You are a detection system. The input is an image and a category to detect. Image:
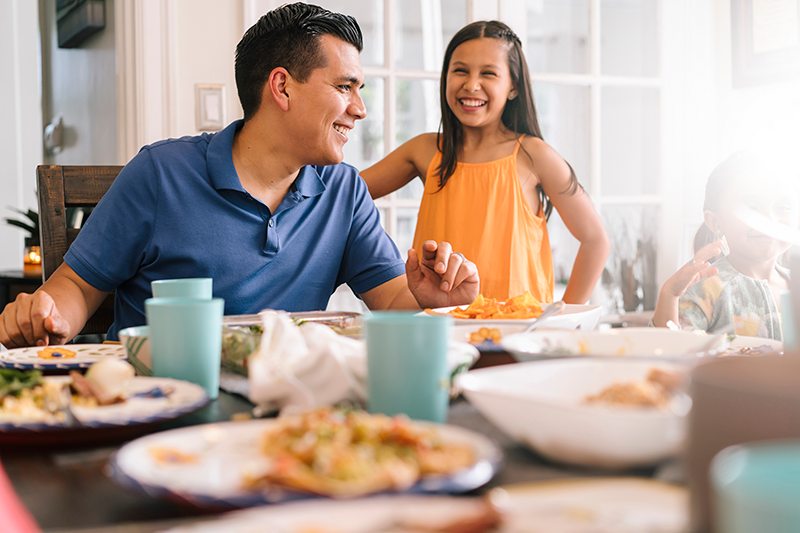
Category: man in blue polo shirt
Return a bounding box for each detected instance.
[0,3,479,348]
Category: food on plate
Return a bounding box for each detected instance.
[0,369,66,423]
[37,346,76,359]
[0,360,143,422]
[469,327,502,344]
[242,406,475,497]
[429,291,544,320]
[584,368,684,409]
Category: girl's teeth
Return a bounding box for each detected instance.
[461,99,485,107]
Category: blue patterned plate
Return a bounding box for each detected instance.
[108,418,503,509]
[0,343,126,370]
[0,376,209,434]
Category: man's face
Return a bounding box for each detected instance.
[287,35,367,166]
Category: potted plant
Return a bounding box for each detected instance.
[4,208,41,278]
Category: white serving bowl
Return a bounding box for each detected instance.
[500,327,782,362]
[118,325,152,376]
[458,358,689,468]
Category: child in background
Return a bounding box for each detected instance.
[361,21,609,304]
[653,152,799,340]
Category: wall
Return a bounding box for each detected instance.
[40,0,119,165]
[0,1,44,271]
[714,0,800,164]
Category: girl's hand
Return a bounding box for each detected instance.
[662,241,724,298]
[405,241,480,308]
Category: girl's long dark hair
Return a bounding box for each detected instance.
[436,21,581,220]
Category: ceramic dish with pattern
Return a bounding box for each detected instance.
[108,418,502,508]
[160,477,687,533]
[0,344,126,371]
[501,327,782,362]
[0,376,209,433]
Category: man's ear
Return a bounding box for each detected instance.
[266,67,291,112]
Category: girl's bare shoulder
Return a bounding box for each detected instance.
[519,135,571,180]
[405,133,440,175]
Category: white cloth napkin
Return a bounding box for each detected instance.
[247,310,478,416]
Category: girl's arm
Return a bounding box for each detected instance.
[652,241,723,327]
[527,139,610,304]
[360,133,438,199]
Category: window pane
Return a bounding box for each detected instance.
[598,204,659,313]
[396,208,419,254]
[395,0,467,71]
[600,0,659,77]
[396,78,440,200]
[526,0,590,74]
[343,77,385,170]
[320,0,384,67]
[532,82,591,193]
[600,86,660,196]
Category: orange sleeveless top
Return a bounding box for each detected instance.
[412,139,554,302]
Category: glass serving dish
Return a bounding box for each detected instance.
[220,312,363,375]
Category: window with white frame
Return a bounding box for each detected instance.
[316,0,661,314]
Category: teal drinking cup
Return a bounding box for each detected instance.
[365,312,453,423]
[151,278,213,299]
[712,440,800,533]
[145,297,224,399]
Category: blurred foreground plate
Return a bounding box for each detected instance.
[0,344,125,371]
[160,478,686,533]
[108,418,502,509]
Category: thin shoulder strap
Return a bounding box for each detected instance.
[512,134,526,157]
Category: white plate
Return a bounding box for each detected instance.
[423,303,602,329]
[0,343,126,370]
[0,376,209,432]
[161,478,687,533]
[108,418,502,508]
[501,327,783,362]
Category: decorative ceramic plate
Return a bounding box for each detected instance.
[0,377,209,433]
[108,419,503,508]
[160,477,687,533]
[423,303,602,329]
[0,344,126,370]
[501,327,783,362]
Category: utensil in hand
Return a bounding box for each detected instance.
[523,301,565,334]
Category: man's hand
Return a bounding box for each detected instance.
[0,291,71,348]
[405,240,479,309]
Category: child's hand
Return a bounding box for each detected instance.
[662,241,724,298]
[405,240,480,308]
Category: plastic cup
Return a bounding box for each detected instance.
[365,312,453,423]
[145,297,224,399]
[151,278,213,299]
[712,440,800,533]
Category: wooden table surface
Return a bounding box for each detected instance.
[2,359,673,533]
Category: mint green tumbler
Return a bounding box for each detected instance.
[145,297,224,399]
[365,312,453,423]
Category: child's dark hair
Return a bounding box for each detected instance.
[693,151,800,254]
[436,20,581,220]
[235,2,363,121]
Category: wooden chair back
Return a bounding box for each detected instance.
[36,165,124,336]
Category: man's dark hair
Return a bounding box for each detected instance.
[235,2,363,121]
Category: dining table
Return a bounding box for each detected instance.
[1,339,679,533]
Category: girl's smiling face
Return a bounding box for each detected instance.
[445,38,516,130]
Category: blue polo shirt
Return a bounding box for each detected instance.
[64,120,405,340]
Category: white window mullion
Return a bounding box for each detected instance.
[385,0,398,237]
[590,0,602,201]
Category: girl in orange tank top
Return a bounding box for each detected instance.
[361,21,609,304]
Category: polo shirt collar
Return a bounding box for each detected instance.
[207,119,326,199]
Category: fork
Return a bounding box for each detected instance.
[523,300,566,334]
[44,385,82,428]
